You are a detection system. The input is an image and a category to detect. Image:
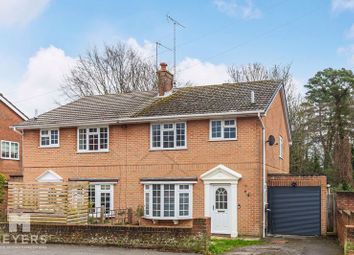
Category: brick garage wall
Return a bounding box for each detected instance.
[0,218,210,253]
[268,175,327,235]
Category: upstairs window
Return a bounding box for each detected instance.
[150,123,186,150]
[210,119,237,140]
[77,127,109,152]
[279,136,283,159]
[40,129,59,147]
[144,183,192,219]
[1,141,19,160]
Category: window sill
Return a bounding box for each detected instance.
[149,147,187,152]
[143,216,192,221]
[77,150,109,154]
[209,138,237,142]
[39,145,59,149]
[0,157,19,161]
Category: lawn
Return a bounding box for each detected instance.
[208,238,265,254]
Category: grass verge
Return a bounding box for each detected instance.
[208,238,265,254]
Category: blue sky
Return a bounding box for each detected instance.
[0,0,353,116]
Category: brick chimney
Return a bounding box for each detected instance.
[157,63,173,96]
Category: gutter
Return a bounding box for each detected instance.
[12,110,265,130]
[257,112,267,238]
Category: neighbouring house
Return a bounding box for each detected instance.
[13,63,292,237]
[0,93,28,180]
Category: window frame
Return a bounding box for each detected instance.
[209,119,237,141]
[143,182,194,220]
[88,183,114,217]
[279,135,283,159]
[76,126,109,153]
[0,140,19,160]
[150,122,187,151]
[39,129,60,148]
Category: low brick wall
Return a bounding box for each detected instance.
[336,192,354,255]
[268,174,327,235]
[0,218,210,253]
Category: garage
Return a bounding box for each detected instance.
[267,176,326,236]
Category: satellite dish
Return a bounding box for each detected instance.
[267,135,275,146]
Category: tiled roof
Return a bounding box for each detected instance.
[134,80,280,117]
[14,80,281,129]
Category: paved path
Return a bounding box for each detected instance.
[228,236,342,255]
[0,244,193,255]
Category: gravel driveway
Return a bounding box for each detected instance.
[228,236,342,255]
[0,244,193,255]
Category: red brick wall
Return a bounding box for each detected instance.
[337,193,354,211]
[268,175,327,235]
[21,92,290,237]
[336,192,354,253]
[264,90,290,174]
[0,101,24,178]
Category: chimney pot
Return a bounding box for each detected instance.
[160,62,168,71]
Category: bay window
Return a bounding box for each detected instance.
[150,122,186,150]
[77,127,108,152]
[144,183,193,219]
[40,129,59,147]
[0,140,19,160]
[210,119,237,140]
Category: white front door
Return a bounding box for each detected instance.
[211,184,231,234]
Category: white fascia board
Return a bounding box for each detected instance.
[13,110,265,130]
[0,94,28,120]
[117,110,265,124]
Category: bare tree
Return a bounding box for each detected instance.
[61,42,157,100]
[227,63,294,96]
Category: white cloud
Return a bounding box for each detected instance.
[332,0,354,12]
[214,0,262,19]
[0,0,50,27]
[126,38,155,61]
[346,24,354,39]
[337,45,354,65]
[15,46,76,116]
[177,58,229,85]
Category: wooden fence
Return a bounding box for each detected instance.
[7,182,88,224]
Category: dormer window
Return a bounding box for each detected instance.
[40,129,59,147]
[210,119,237,141]
[150,122,187,150]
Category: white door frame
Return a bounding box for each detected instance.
[200,164,242,238]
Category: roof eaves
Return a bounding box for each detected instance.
[0,94,28,120]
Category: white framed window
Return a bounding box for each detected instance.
[210,119,237,141]
[0,140,19,160]
[150,122,187,150]
[40,129,59,147]
[88,183,114,217]
[279,136,283,159]
[77,127,109,152]
[144,183,193,220]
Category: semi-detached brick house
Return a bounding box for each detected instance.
[13,63,291,237]
[0,94,28,179]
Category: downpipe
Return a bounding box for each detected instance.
[258,112,267,238]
